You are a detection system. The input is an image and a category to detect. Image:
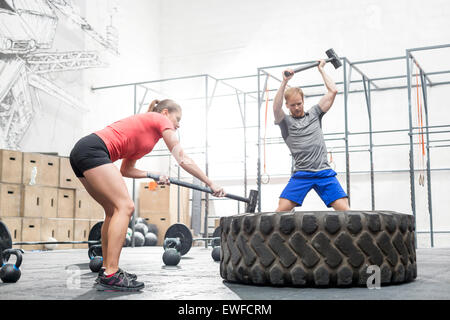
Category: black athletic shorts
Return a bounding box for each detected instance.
[69,133,112,178]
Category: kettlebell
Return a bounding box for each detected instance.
[163,237,181,252]
[88,244,103,260]
[89,256,103,273]
[162,248,181,266]
[0,249,23,283]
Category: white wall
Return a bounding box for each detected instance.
[160,0,450,77]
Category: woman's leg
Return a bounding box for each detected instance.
[78,177,115,268]
[81,163,134,275]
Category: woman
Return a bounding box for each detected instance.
[70,99,225,291]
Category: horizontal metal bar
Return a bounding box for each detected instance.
[332,149,370,154]
[429,144,450,149]
[207,167,450,182]
[91,74,208,91]
[332,140,450,149]
[193,237,219,241]
[407,43,450,53]
[349,128,409,135]
[189,198,234,202]
[416,231,450,234]
[218,74,258,81]
[304,80,450,98]
[412,125,450,130]
[410,130,450,136]
[351,56,405,65]
[14,240,101,245]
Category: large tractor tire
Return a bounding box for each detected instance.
[220,211,416,287]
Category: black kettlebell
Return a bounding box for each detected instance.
[211,246,221,262]
[89,256,103,273]
[163,248,181,266]
[0,249,23,283]
[163,238,181,252]
[88,244,103,260]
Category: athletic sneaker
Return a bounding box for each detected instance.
[96,269,144,292]
[95,268,137,283]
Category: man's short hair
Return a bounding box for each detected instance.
[284,87,304,102]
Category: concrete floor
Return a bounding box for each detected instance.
[0,247,449,300]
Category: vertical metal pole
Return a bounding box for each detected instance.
[368,82,375,210]
[204,76,209,247]
[256,72,269,213]
[257,69,262,212]
[244,93,248,203]
[363,77,375,210]
[131,84,137,248]
[421,70,434,247]
[177,140,181,223]
[406,51,418,248]
[343,60,351,205]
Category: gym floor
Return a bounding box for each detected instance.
[0,247,449,300]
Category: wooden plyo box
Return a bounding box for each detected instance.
[0,183,21,217]
[0,150,22,184]
[22,218,42,251]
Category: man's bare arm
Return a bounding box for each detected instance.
[273,69,293,123]
[318,60,338,113]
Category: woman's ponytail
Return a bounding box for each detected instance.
[148,99,160,112]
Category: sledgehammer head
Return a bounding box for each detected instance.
[245,190,259,213]
[326,48,342,69]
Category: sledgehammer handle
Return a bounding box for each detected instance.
[284,58,335,77]
[146,173,249,203]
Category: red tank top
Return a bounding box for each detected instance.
[95,112,175,162]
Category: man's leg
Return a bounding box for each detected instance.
[276,198,298,212]
[314,175,349,211]
[329,197,350,211]
[276,176,312,212]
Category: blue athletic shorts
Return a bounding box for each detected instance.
[280,169,348,207]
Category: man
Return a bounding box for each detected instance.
[273,60,349,212]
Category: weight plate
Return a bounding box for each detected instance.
[164,223,192,256]
[212,226,221,247]
[0,221,12,254]
[88,221,103,248]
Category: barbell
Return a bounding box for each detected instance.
[163,223,220,256]
[0,221,101,258]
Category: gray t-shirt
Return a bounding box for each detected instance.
[276,104,330,172]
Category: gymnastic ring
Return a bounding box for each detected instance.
[261,173,270,184]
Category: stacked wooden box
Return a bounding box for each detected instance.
[139,182,191,246]
[0,149,104,250]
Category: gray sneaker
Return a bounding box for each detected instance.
[95,268,137,284]
[96,269,144,292]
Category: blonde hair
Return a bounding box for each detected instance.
[147,99,181,113]
[284,87,304,102]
